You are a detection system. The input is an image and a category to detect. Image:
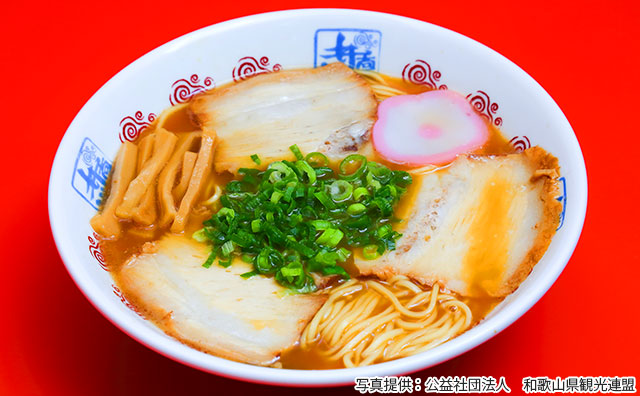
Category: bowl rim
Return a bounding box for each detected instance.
[48,8,588,387]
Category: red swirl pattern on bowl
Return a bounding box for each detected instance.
[402,60,447,90]
[112,285,142,316]
[119,111,156,142]
[509,135,532,152]
[88,232,108,271]
[232,56,282,82]
[169,74,214,105]
[466,90,503,126]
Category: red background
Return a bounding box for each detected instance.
[1,1,638,395]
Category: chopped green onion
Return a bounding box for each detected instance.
[347,203,366,215]
[312,250,340,266]
[366,172,382,191]
[377,224,392,238]
[255,247,284,274]
[314,167,334,179]
[286,240,315,258]
[218,257,233,267]
[280,265,303,277]
[316,228,344,247]
[353,187,370,201]
[250,154,261,166]
[192,228,208,242]
[217,207,235,220]
[270,190,283,203]
[339,154,367,181]
[202,251,216,268]
[195,144,411,293]
[373,197,393,217]
[387,185,398,198]
[268,162,296,183]
[367,162,392,183]
[230,231,254,247]
[328,180,353,202]
[311,220,332,230]
[221,241,235,257]
[314,191,336,209]
[363,244,381,260]
[264,223,287,245]
[305,152,329,167]
[283,185,295,202]
[321,265,349,278]
[289,144,304,161]
[240,270,257,279]
[276,265,317,293]
[392,170,413,187]
[295,160,317,185]
[336,247,351,261]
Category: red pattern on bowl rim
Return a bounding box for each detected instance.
[466,90,503,127]
[402,59,447,90]
[88,232,108,272]
[232,56,282,82]
[509,135,532,152]
[112,285,142,316]
[169,74,214,106]
[119,111,156,143]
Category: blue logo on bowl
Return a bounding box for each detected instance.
[557,176,567,230]
[71,138,112,210]
[314,29,382,71]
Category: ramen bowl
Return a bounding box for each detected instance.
[48,9,587,386]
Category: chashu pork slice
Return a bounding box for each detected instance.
[189,62,377,173]
[355,147,562,298]
[118,235,327,366]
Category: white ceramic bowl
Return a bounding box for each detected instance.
[49,9,587,386]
